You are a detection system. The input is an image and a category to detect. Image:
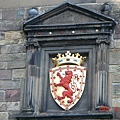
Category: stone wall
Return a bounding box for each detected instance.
[0,30,26,120]
[0,1,120,120]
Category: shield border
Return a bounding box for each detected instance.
[49,65,86,110]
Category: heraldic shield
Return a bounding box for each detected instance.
[49,51,87,110]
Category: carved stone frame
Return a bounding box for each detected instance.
[16,2,117,120]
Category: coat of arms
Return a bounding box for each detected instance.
[49,51,86,110]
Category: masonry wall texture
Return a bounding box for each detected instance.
[0,0,120,120]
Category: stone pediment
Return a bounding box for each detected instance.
[24,2,117,26]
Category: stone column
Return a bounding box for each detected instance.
[96,38,110,107]
[22,41,40,114]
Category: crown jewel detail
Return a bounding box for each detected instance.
[52,51,86,67]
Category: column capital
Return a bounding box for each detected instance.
[96,39,110,45]
[26,41,40,49]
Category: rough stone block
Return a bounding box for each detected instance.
[0,70,11,80]
[109,65,120,73]
[113,39,120,48]
[0,90,5,102]
[0,112,8,120]
[2,9,16,20]
[0,80,21,89]
[1,44,25,54]
[109,72,120,83]
[5,89,20,102]
[0,62,7,69]
[112,98,120,107]
[2,20,21,31]
[0,32,5,40]
[7,60,26,69]
[0,103,7,112]
[113,83,120,96]
[5,31,23,44]
[109,49,120,64]
[0,102,20,111]
[16,8,25,19]
[0,53,26,62]
[0,40,5,45]
[12,69,25,80]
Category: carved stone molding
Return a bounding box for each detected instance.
[16,2,117,120]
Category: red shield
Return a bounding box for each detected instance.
[49,65,86,110]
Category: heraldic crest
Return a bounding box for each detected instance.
[49,51,86,110]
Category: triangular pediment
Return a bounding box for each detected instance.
[24,2,117,26]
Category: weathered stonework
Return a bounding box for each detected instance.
[109,65,120,72]
[109,49,120,64]
[0,70,11,80]
[1,44,26,54]
[12,69,26,80]
[2,9,16,20]
[0,90,5,102]
[0,112,8,120]
[0,102,20,111]
[7,60,26,69]
[5,31,23,44]
[5,89,20,102]
[109,72,120,83]
[0,80,21,89]
[0,53,26,62]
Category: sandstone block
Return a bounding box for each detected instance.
[0,90,5,102]
[113,39,120,48]
[5,31,22,40]
[0,40,5,45]
[12,69,26,80]
[0,102,20,111]
[1,44,26,54]
[109,65,120,72]
[109,49,120,64]
[0,112,8,120]
[0,62,7,69]
[7,60,26,69]
[0,80,21,89]
[5,89,20,102]
[0,104,7,112]
[109,72,120,83]
[2,9,16,20]
[16,8,25,19]
[0,53,26,62]
[2,20,21,31]
[113,83,120,96]
[112,98,120,107]
[0,70,11,80]
[0,32,5,40]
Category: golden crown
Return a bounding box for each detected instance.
[52,51,86,67]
